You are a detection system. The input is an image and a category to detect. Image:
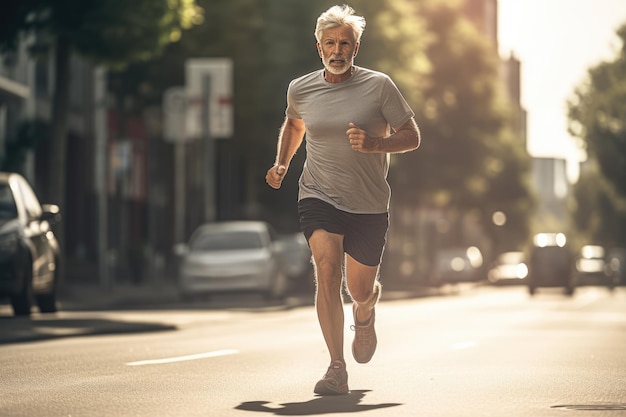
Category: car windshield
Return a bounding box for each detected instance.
[0,184,18,221]
[191,230,264,251]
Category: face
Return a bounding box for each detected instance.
[317,25,359,76]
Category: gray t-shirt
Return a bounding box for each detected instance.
[286,66,415,214]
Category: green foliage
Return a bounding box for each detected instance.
[568,23,626,200]
[480,130,535,251]
[0,120,51,174]
[387,0,531,214]
[570,160,626,248]
[0,0,204,65]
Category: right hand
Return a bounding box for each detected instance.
[266,165,287,189]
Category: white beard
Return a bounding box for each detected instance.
[322,55,354,75]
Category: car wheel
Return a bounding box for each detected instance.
[266,271,288,300]
[11,264,33,316]
[36,257,59,313]
[607,279,616,292]
[36,292,58,313]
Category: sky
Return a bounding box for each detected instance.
[497,0,626,181]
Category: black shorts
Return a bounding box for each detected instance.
[298,198,389,267]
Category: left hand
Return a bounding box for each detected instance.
[346,123,377,153]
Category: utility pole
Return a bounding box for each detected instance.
[94,66,109,289]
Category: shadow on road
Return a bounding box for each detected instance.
[235,390,402,415]
[0,316,176,345]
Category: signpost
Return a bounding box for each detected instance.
[185,58,233,222]
[185,58,233,139]
[163,87,188,243]
[162,58,233,243]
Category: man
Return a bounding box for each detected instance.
[266,4,420,395]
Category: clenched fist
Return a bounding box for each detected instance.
[346,122,379,153]
[266,164,287,189]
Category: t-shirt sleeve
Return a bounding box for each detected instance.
[285,79,302,120]
[381,76,415,129]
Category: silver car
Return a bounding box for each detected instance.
[429,246,484,286]
[487,251,528,285]
[177,221,288,300]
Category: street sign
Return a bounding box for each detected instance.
[185,58,233,139]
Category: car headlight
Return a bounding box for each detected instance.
[0,233,19,253]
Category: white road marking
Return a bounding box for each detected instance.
[450,340,477,350]
[126,349,239,366]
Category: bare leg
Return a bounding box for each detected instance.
[345,255,381,364]
[345,254,380,322]
[308,229,346,363]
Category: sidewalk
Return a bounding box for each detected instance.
[59,281,181,311]
[58,279,437,311]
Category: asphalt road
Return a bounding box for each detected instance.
[1,285,625,417]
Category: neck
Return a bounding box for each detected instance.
[324,66,355,83]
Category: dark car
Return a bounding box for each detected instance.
[527,233,575,296]
[0,172,61,315]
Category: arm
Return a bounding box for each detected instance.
[346,117,421,154]
[265,117,306,189]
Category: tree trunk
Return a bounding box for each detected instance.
[48,34,71,262]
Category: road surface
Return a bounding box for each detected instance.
[1,285,625,416]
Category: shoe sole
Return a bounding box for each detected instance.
[314,381,349,395]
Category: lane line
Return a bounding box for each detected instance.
[126,349,239,366]
[450,340,477,350]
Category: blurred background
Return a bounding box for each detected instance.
[1,0,625,295]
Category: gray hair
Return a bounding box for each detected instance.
[314,5,366,43]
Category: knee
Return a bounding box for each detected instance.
[314,261,343,293]
[348,280,380,304]
[348,284,371,303]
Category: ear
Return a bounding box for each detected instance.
[317,42,323,58]
[353,42,360,57]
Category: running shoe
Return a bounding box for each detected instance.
[351,302,377,363]
[314,360,349,395]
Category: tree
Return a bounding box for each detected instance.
[568,23,626,201]
[401,1,504,206]
[570,160,626,248]
[0,0,203,251]
[381,0,532,248]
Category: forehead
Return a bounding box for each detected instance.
[320,25,356,42]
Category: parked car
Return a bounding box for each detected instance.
[527,233,575,296]
[177,221,289,300]
[275,232,314,293]
[275,232,313,280]
[487,251,528,285]
[0,172,61,315]
[575,245,618,290]
[429,246,483,286]
[606,247,626,286]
